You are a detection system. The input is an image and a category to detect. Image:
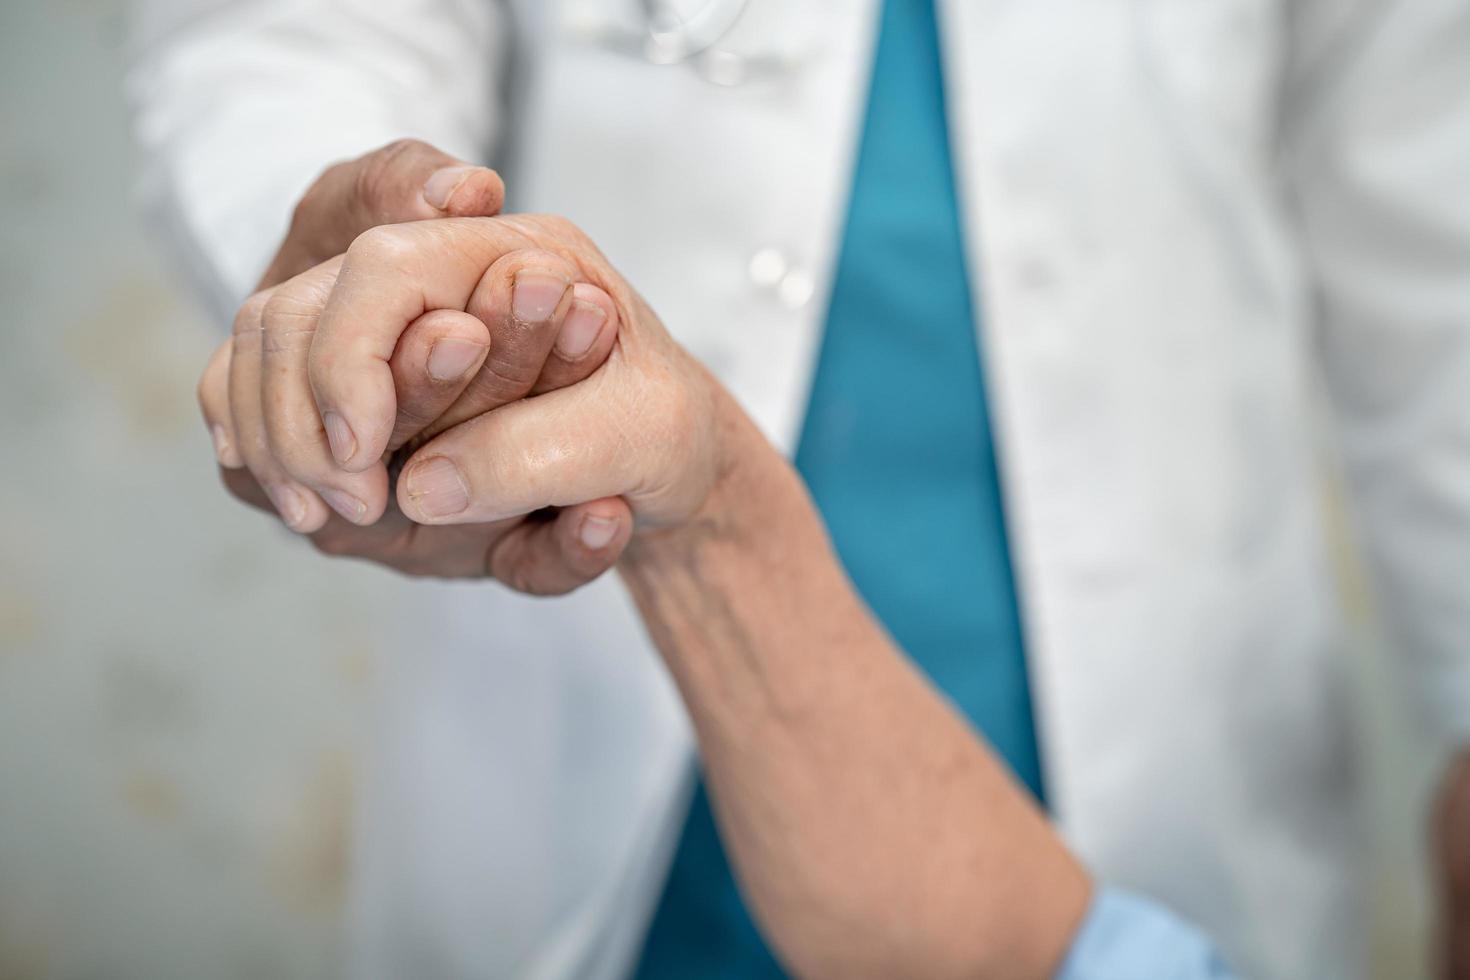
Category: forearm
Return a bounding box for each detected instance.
[243,208,1094,973]
[620,397,1090,979]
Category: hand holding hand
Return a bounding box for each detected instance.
[202,206,1092,980]
[201,205,749,594]
[199,215,635,590]
[255,214,741,589]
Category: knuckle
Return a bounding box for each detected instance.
[523,214,609,273]
[389,401,437,440]
[260,292,320,356]
[352,157,388,215]
[261,412,324,475]
[235,416,273,467]
[511,249,577,291]
[349,223,418,269]
[374,137,427,162]
[467,356,539,404]
[255,393,323,475]
[530,213,584,244]
[500,560,538,595]
[231,291,271,339]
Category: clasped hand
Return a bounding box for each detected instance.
[198,142,738,594]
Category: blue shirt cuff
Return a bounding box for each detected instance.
[1056,887,1236,980]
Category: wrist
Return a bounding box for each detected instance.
[615,382,867,739]
[620,383,800,575]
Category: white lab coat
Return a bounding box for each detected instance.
[128,1,1470,977]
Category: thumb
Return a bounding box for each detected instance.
[259,138,506,288]
[394,379,632,526]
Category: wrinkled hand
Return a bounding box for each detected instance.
[206,214,737,593]
[1437,751,1470,979]
[199,228,628,591]
[256,138,506,290]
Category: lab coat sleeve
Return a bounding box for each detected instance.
[126,0,508,324]
[1282,0,1470,743]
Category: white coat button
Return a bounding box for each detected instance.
[777,268,816,310]
[748,247,789,288]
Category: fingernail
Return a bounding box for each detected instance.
[427,338,487,382]
[556,301,607,361]
[323,411,357,466]
[422,166,477,210]
[579,515,619,551]
[320,488,368,524]
[512,273,568,324]
[266,484,308,530]
[405,456,469,519]
[210,423,234,465]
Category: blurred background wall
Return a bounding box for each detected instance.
[0,2,403,976]
[0,1,1447,978]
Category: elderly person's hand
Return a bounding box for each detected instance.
[197,218,628,590]
[201,213,742,593]
[260,214,1097,978]
[200,210,1122,980]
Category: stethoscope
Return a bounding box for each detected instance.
[577,0,790,86]
[639,0,751,65]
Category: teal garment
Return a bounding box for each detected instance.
[633,0,1043,975]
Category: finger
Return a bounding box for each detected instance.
[222,462,445,578]
[485,498,634,595]
[222,461,430,576]
[259,258,391,525]
[259,139,505,288]
[385,309,492,453]
[198,339,243,468]
[531,282,620,395]
[311,509,521,580]
[414,274,621,447]
[396,379,631,526]
[307,220,548,471]
[230,290,333,534]
[426,248,581,436]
